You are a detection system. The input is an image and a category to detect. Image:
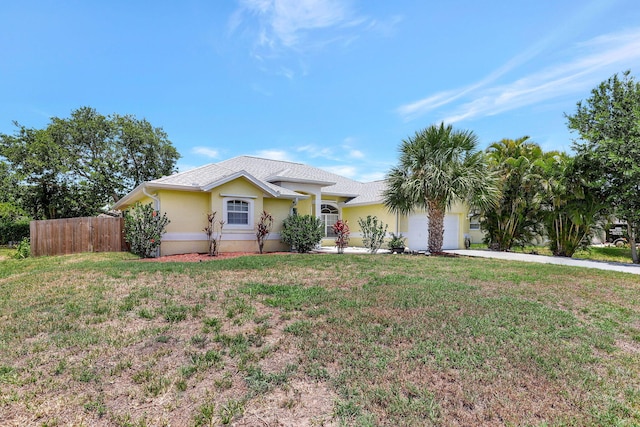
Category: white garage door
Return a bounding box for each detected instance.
[407,214,460,251]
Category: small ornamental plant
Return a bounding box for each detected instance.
[13,237,30,259]
[204,212,225,256]
[387,232,406,253]
[255,210,274,254]
[124,202,170,258]
[332,219,350,254]
[358,215,388,254]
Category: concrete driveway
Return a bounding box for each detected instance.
[445,249,640,275]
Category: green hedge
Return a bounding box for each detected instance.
[0,219,31,245]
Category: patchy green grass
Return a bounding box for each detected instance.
[472,243,636,264]
[0,246,14,260]
[574,245,638,263]
[0,252,639,426]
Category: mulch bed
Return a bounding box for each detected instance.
[140,250,459,262]
[140,252,294,262]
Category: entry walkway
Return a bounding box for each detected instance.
[445,249,640,275]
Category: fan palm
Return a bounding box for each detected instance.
[383,123,498,253]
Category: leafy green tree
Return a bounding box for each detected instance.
[0,107,180,219]
[281,214,323,253]
[540,153,604,257]
[567,70,640,263]
[0,161,20,204]
[383,123,498,253]
[480,137,545,251]
[0,125,74,219]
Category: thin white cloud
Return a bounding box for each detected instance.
[397,28,558,122]
[192,146,220,159]
[366,15,403,37]
[254,149,296,162]
[340,138,365,159]
[349,149,364,159]
[442,28,640,124]
[399,27,640,125]
[359,171,386,182]
[271,0,351,47]
[232,0,373,55]
[321,165,357,178]
[296,144,335,159]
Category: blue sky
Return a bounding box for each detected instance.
[2,0,640,182]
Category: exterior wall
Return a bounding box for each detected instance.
[450,201,471,249]
[468,228,485,244]
[210,178,265,254]
[322,202,471,250]
[403,201,470,250]
[340,204,398,248]
[295,197,313,216]
[138,196,154,207]
[334,201,471,250]
[139,179,292,255]
[157,190,210,256]
[119,175,474,255]
[262,198,293,252]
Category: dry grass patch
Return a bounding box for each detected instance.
[0,252,639,426]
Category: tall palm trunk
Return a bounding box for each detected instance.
[427,200,445,253]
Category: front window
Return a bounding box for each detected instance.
[321,204,339,237]
[226,200,249,225]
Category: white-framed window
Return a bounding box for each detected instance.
[321,204,339,237]
[223,198,253,229]
[469,219,481,230]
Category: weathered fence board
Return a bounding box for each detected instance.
[30,217,125,257]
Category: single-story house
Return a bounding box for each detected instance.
[113,156,472,255]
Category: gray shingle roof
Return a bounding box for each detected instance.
[151,163,235,187]
[148,161,301,197]
[344,180,387,206]
[217,156,364,197]
[115,156,385,209]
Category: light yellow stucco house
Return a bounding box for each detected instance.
[113,156,472,255]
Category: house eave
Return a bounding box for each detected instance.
[266,175,336,187]
[323,191,361,198]
[201,170,280,197]
[344,200,384,207]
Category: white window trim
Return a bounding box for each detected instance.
[223,197,254,230]
[320,202,340,238]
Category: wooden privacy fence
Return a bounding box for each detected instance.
[30,217,126,257]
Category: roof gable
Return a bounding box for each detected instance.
[113,155,384,210]
[218,156,364,197]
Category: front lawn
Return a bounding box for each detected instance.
[0,246,14,260]
[0,252,638,426]
[471,243,636,264]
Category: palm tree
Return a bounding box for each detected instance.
[383,123,498,254]
[481,137,545,251]
[540,153,604,257]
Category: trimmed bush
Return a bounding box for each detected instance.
[124,202,170,258]
[0,219,31,245]
[281,214,323,253]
